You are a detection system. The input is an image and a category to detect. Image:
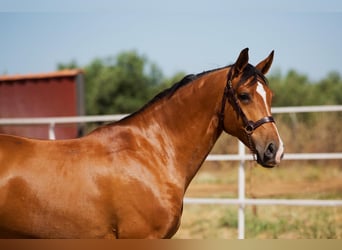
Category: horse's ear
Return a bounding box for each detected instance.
[256,50,274,75]
[232,48,249,77]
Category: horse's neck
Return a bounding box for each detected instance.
[132,70,227,189]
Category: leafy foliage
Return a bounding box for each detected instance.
[84,51,163,115]
[269,69,342,107]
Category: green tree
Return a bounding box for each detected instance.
[270,69,313,107]
[83,51,165,115]
[269,69,342,107]
[57,60,78,70]
[315,71,342,105]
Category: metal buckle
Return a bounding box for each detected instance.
[244,123,254,135]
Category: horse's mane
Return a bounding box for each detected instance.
[145,63,268,107]
[144,65,230,107]
[119,63,268,122]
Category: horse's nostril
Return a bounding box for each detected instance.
[265,143,276,159]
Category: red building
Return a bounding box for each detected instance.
[0,69,85,139]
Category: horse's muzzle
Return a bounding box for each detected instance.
[256,142,284,168]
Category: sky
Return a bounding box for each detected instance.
[1,0,342,81]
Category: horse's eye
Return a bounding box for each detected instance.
[238,93,250,103]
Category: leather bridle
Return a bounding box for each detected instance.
[219,68,275,154]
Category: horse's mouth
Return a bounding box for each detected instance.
[256,154,277,168]
[260,162,276,168]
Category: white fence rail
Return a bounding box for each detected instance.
[189,141,342,239]
[0,105,342,239]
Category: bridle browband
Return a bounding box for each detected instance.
[219,67,275,154]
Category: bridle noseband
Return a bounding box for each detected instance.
[219,68,275,154]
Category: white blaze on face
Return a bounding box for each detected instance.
[256,82,271,116]
[256,82,284,164]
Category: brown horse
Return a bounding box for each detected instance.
[0,48,283,238]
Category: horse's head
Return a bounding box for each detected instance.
[221,48,284,168]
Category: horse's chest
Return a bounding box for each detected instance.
[116,203,182,239]
[112,185,183,238]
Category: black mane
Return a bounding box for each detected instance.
[122,63,268,121]
[146,63,268,107]
[145,65,230,107]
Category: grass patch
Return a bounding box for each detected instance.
[174,204,342,239]
[176,163,342,239]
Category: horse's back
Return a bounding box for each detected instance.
[0,133,33,160]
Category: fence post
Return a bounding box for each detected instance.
[49,122,56,140]
[237,141,246,239]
